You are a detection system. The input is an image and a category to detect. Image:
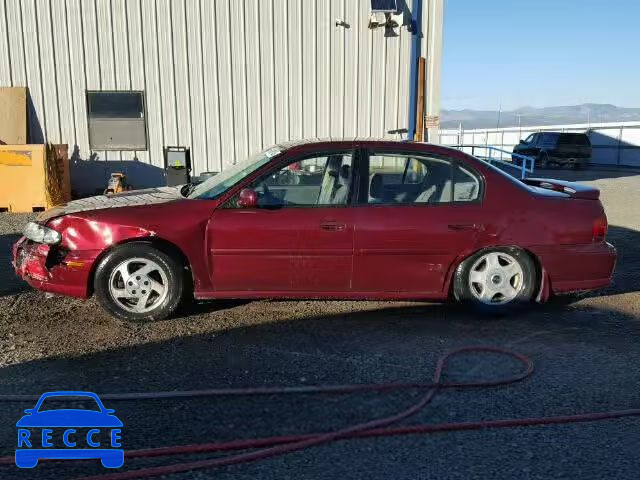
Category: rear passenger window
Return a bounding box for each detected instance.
[558,133,590,146]
[453,165,481,202]
[368,154,407,185]
[577,135,591,146]
[366,152,482,206]
[539,133,560,147]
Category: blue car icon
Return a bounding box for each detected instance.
[15,391,123,468]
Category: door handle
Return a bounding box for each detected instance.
[320,222,347,232]
[448,223,482,231]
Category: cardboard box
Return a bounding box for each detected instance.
[0,87,28,145]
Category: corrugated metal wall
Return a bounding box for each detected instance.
[0,0,423,193]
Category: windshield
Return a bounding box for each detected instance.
[37,395,102,412]
[188,146,283,200]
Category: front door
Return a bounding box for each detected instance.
[209,151,355,293]
[352,148,485,294]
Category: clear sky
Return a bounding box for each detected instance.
[442,0,640,111]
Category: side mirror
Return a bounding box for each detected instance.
[238,188,258,208]
[519,139,526,144]
[24,409,34,414]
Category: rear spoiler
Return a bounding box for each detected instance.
[523,178,600,200]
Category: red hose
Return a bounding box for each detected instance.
[1,346,638,479]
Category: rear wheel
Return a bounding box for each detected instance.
[94,243,184,322]
[101,451,125,468]
[453,248,537,314]
[14,451,38,468]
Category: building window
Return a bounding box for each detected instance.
[87,91,147,150]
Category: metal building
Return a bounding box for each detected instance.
[0,0,443,194]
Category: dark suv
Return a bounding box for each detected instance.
[512,132,592,169]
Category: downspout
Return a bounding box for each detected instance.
[407,0,423,141]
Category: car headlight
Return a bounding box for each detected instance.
[23,221,62,245]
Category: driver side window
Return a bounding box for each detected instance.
[248,153,353,208]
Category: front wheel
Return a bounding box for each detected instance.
[453,248,537,314]
[94,243,185,322]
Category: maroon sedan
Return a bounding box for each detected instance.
[13,140,616,321]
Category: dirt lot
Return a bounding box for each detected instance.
[1,167,639,479]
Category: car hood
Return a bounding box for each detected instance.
[38,186,184,222]
[16,410,123,428]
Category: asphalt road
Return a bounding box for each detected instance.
[0,167,639,480]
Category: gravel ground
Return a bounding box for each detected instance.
[0,168,639,479]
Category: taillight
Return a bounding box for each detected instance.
[593,215,608,241]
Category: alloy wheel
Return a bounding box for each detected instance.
[108,257,169,313]
[468,251,524,305]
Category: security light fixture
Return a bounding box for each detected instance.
[368,0,402,31]
[370,0,397,12]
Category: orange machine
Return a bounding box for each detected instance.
[0,144,71,212]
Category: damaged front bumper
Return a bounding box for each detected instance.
[12,236,100,298]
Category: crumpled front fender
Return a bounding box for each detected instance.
[13,216,158,299]
[48,215,156,251]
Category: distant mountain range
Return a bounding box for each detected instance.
[440,104,640,129]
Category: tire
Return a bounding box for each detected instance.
[14,451,38,468]
[101,451,125,468]
[536,152,549,169]
[94,242,185,322]
[453,247,537,315]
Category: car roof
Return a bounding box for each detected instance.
[274,138,469,156]
[270,138,489,173]
[38,391,99,399]
[537,131,588,136]
[276,137,408,149]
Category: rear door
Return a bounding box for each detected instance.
[209,149,355,293]
[352,147,484,294]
